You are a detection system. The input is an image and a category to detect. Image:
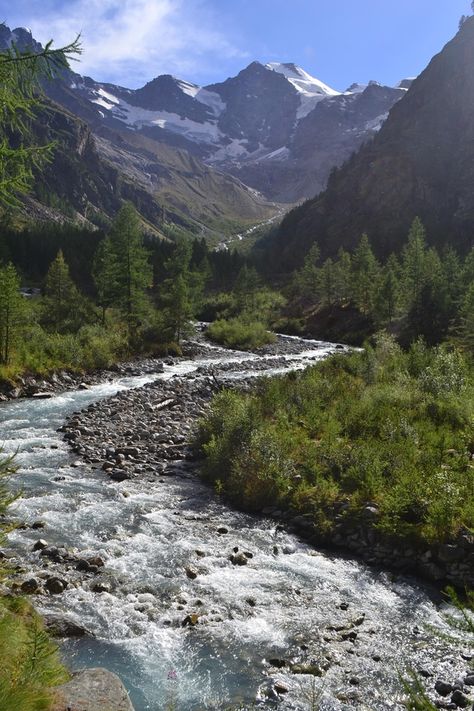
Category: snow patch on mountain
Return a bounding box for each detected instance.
[265,62,340,118]
[91,87,222,143]
[365,112,389,132]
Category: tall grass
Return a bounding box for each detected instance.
[0,597,69,711]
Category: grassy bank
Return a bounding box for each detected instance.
[0,596,69,711]
[196,334,474,546]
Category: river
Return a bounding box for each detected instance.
[0,336,469,710]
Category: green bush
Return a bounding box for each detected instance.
[196,334,474,545]
[206,318,276,350]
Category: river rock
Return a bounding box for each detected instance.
[185,567,198,580]
[291,663,322,676]
[451,689,470,707]
[33,539,48,551]
[45,577,67,595]
[436,680,454,696]
[230,552,248,566]
[51,667,135,711]
[88,556,105,568]
[21,578,40,594]
[44,614,91,638]
[109,469,131,482]
[274,680,290,695]
[91,581,111,593]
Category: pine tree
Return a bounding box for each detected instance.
[234,265,261,315]
[43,250,81,332]
[318,258,336,306]
[0,29,81,206]
[295,243,320,301]
[458,283,474,351]
[92,236,116,324]
[352,234,379,315]
[107,203,152,340]
[0,263,26,364]
[160,238,196,343]
[375,254,400,324]
[333,248,352,304]
[401,217,427,311]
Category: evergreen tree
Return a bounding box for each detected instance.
[333,248,352,304]
[107,203,152,339]
[352,234,379,315]
[318,258,336,306]
[376,254,400,324]
[0,263,25,364]
[401,217,427,311]
[92,236,116,323]
[458,283,474,351]
[295,243,320,301]
[43,250,82,332]
[462,247,474,290]
[234,265,261,315]
[160,238,197,343]
[0,30,81,206]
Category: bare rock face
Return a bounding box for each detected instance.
[51,668,135,711]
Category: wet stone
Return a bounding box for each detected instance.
[451,689,470,707]
[45,577,66,595]
[436,681,454,697]
[21,578,40,594]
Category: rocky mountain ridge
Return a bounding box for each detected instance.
[264,15,474,270]
[64,57,412,202]
[3,24,412,207]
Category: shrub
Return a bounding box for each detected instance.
[206,318,276,350]
[196,339,474,545]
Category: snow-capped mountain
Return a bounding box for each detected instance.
[3,24,413,206]
[57,59,410,202]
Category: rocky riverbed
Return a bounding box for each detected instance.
[2,335,473,710]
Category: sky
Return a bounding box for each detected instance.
[1,0,472,90]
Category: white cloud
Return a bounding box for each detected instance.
[6,0,248,86]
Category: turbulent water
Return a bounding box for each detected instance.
[0,338,469,710]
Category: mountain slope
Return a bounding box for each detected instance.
[265,16,474,270]
[0,26,277,235]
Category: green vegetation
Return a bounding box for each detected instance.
[287,217,474,347]
[207,317,276,350]
[205,265,285,350]
[197,333,474,545]
[0,26,81,207]
[0,449,68,711]
[0,596,69,711]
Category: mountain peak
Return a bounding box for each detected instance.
[265,61,338,96]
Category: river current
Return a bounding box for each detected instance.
[0,337,469,710]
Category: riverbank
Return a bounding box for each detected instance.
[3,336,472,710]
[0,329,327,403]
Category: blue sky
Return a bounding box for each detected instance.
[1,0,471,89]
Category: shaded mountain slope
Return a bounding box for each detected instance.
[265,17,474,270]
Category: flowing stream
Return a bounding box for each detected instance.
[0,337,469,710]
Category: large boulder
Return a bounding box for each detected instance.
[51,668,135,711]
